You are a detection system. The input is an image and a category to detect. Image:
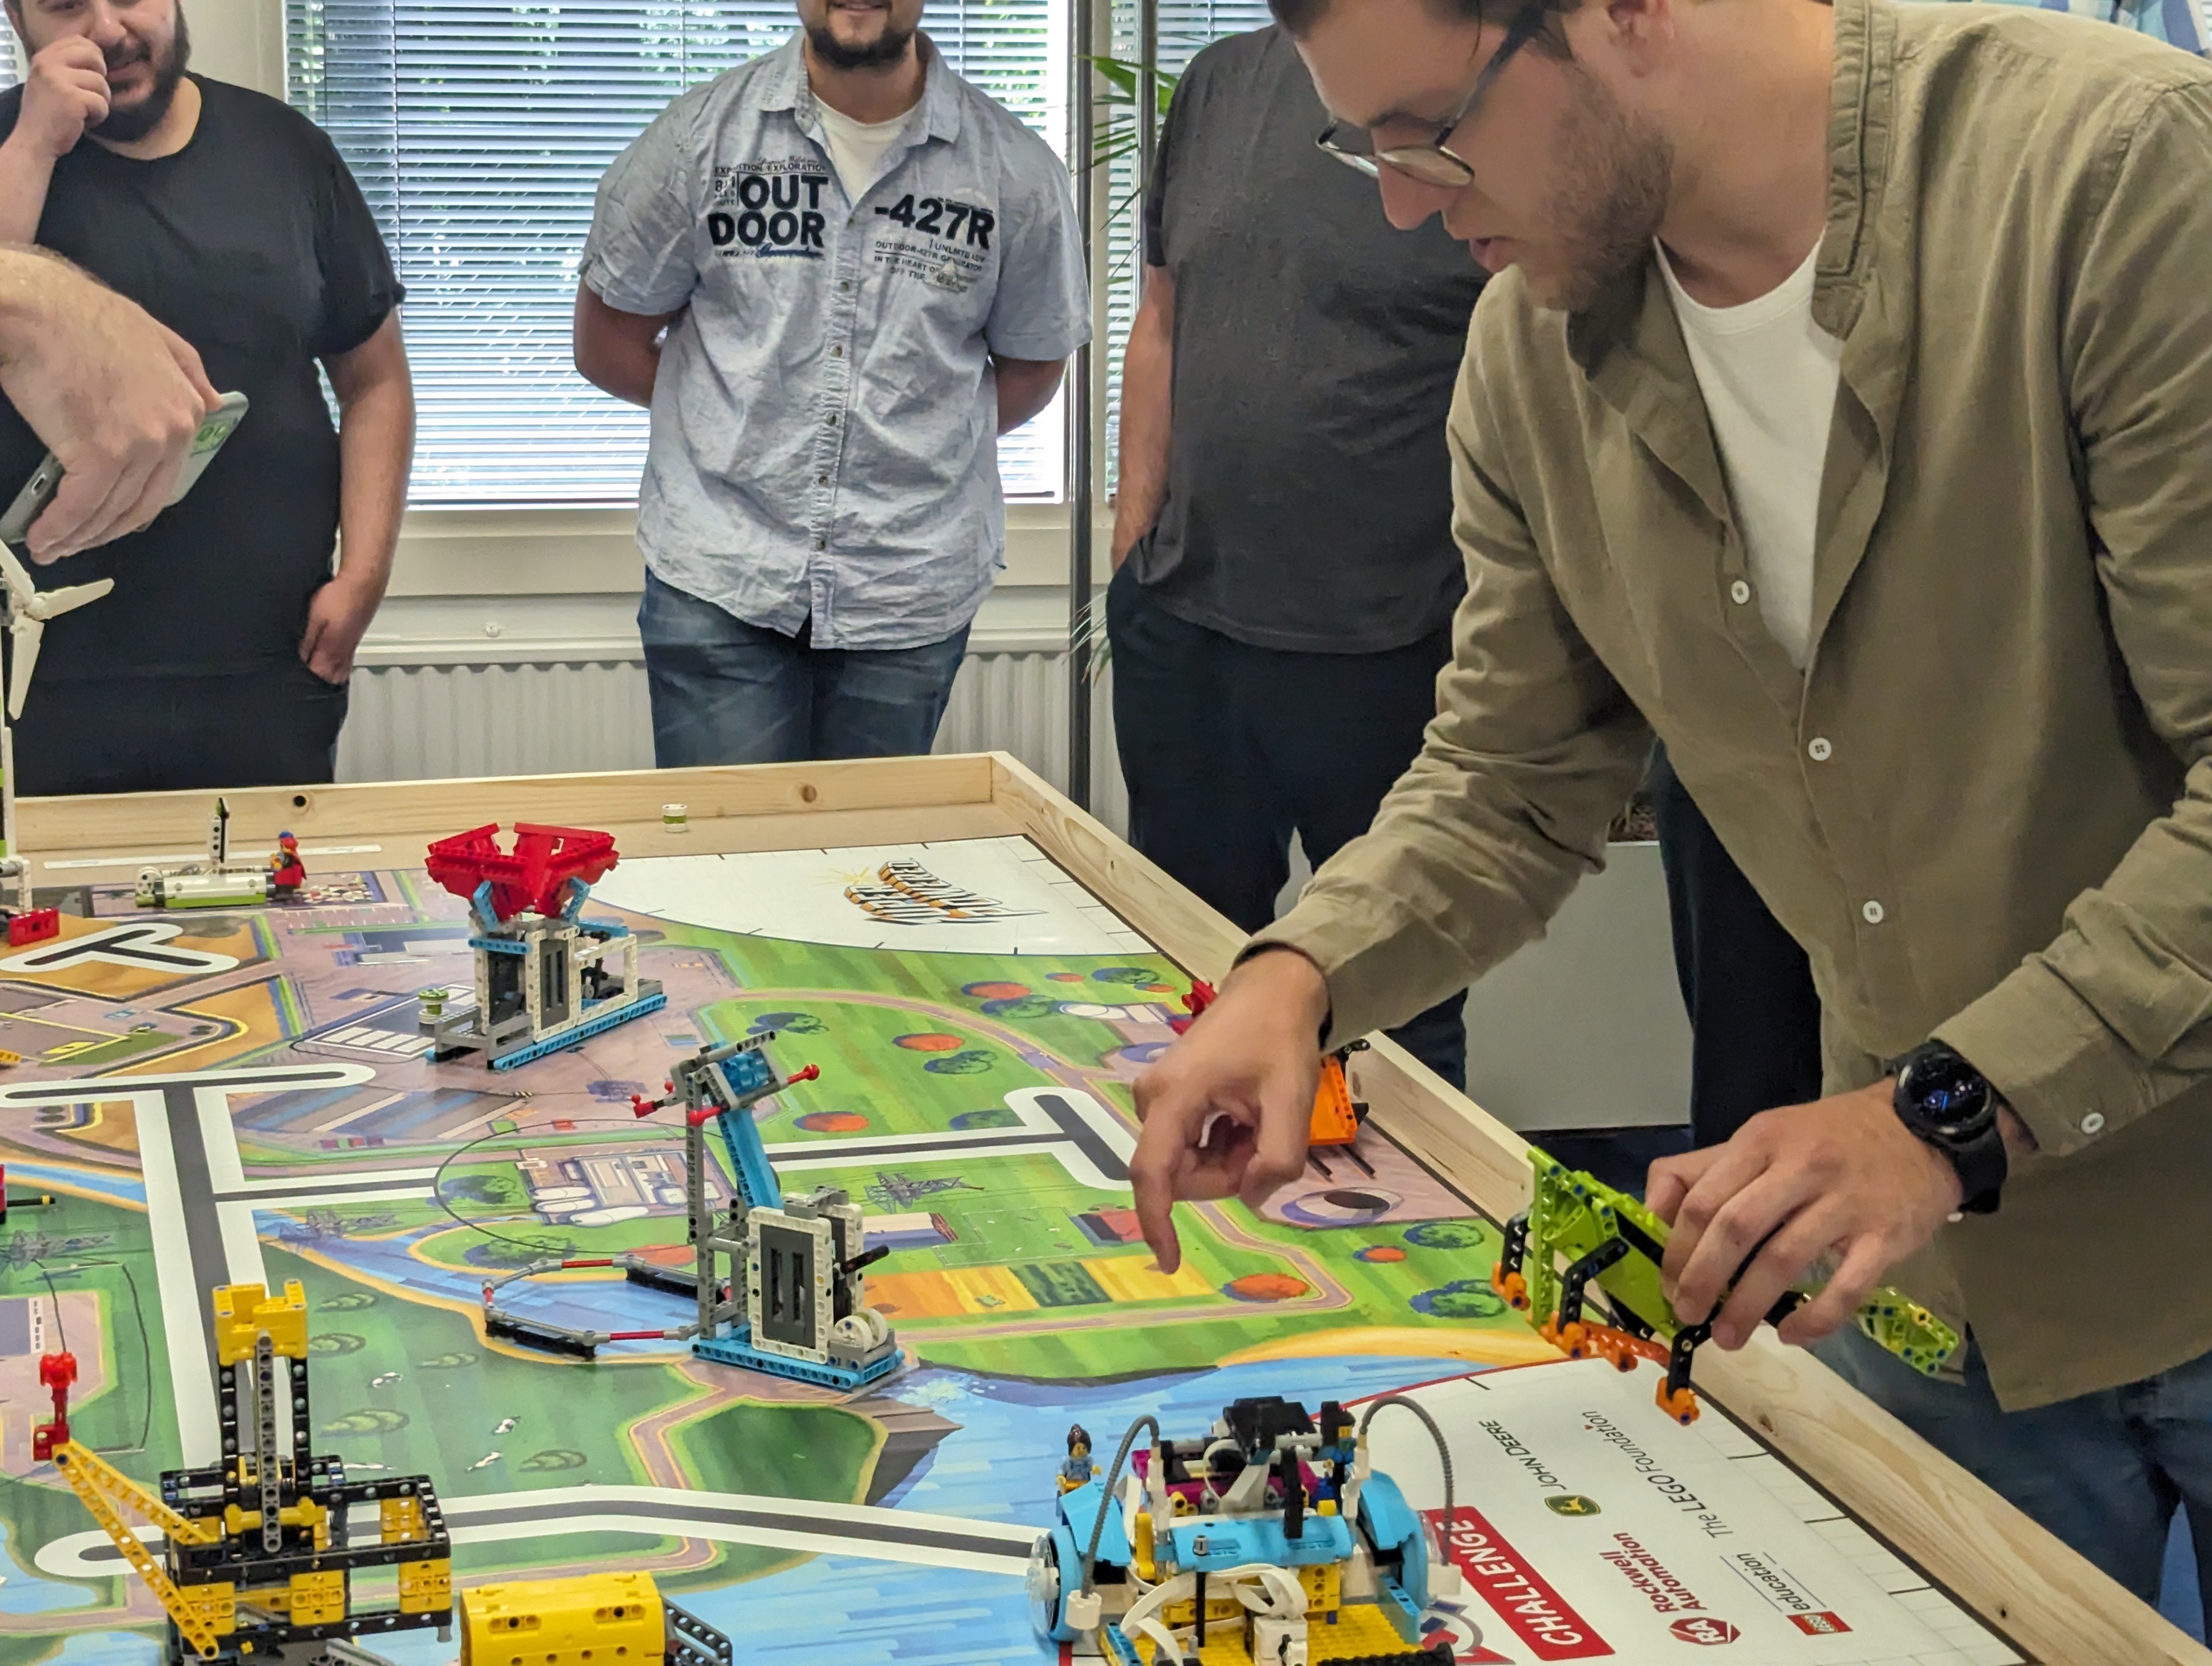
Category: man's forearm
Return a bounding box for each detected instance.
[991,356,1065,434]
[0,139,59,248]
[582,337,659,408]
[1112,275,1173,566]
[333,368,413,597]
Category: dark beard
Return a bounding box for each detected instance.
[806,8,915,71]
[93,7,191,143]
[1543,60,1672,315]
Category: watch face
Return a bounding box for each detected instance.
[1906,1050,1991,1139]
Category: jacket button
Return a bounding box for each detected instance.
[1808,737,1832,761]
[1861,900,1885,925]
[2080,1111,2106,1135]
[1729,580,1752,605]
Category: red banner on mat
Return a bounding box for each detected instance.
[1429,1505,1616,1661]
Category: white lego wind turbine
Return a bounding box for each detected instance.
[0,538,111,720]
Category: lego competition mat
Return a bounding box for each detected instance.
[0,833,2028,1665]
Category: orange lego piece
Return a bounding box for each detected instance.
[1309,1052,1362,1147]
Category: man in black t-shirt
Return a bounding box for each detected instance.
[0,0,411,794]
[1109,25,1483,1087]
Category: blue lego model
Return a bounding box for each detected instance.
[634,1035,901,1392]
[418,824,666,1072]
[1027,1395,1469,1666]
[480,1032,899,1386]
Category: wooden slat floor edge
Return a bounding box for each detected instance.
[1355,1029,2212,1666]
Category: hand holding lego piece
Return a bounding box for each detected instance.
[1497,1147,1959,1426]
[1647,1083,1963,1352]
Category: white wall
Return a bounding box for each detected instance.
[183,0,282,94]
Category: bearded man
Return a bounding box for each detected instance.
[0,0,411,793]
[575,0,1088,767]
[1128,0,2212,1602]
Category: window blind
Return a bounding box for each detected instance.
[287,0,1065,505]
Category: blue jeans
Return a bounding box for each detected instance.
[1105,560,1467,1090]
[639,571,970,766]
[1814,1323,2212,1605]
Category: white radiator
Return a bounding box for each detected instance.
[338,651,1128,834]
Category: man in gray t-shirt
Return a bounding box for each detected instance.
[575,0,1088,766]
[1109,24,1484,1086]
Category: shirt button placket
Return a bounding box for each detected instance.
[815,240,861,634]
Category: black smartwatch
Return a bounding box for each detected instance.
[1891,1041,2007,1215]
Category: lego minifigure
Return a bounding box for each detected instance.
[1058,1424,1096,1494]
[269,831,306,894]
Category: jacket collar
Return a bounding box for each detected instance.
[1566,0,1893,373]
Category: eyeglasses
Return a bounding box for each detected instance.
[1315,2,1549,188]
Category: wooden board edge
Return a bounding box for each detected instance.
[15,755,1000,854]
[1354,1032,2210,1666]
[986,751,1246,976]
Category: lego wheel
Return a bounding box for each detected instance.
[1026,1532,1061,1638]
[1029,1526,1087,1642]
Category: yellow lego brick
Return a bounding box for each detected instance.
[1313,1605,1424,1661]
[210,1280,308,1365]
[1160,1593,1244,1629]
[399,1556,453,1615]
[1300,1561,1342,1614]
[381,1494,426,1542]
[459,1572,665,1666]
[1131,1599,1411,1666]
[286,1570,346,1626]
[177,1581,237,1638]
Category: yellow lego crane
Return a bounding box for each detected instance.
[38,1280,452,1663]
[39,1281,735,1666]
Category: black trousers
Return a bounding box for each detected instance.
[1650,742,1824,1144]
[1107,562,1467,1089]
[13,665,349,797]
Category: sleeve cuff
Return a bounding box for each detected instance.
[577,253,691,319]
[985,326,1088,362]
[1935,958,2163,1158]
[1247,896,1460,1055]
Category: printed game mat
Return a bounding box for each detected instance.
[0,834,2026,1663]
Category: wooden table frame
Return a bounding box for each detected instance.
[18,751,2205,1666]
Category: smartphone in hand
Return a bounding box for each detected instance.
[0,389,249,547]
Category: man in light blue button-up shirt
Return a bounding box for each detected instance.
[575,0,1089,765]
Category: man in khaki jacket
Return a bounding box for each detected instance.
[1129,0,2212,1600]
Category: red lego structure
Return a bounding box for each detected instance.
[31,1349,74,1460]
[425,823,620,922]
[7,907,58,946]
[1169,979,1217,1035]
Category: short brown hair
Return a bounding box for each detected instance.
[1270,0,1572,48]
